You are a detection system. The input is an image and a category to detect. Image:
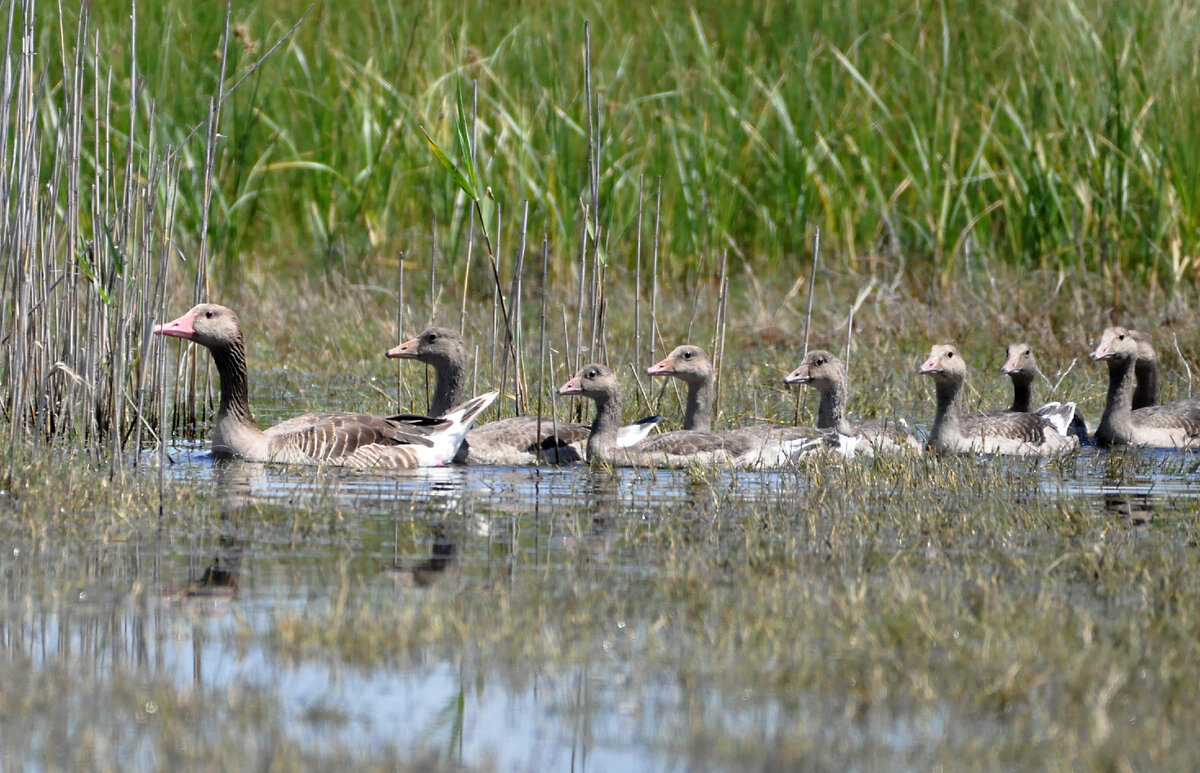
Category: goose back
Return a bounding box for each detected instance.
[1090,327,1200,448]
[784,349,921,454]
[919,344,1077,455]
[561,364,822,467]
[1001,342,1089,440]
[154,304,496,468]
[650,344,842,459]
[391,327,659,464]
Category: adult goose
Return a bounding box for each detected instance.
[1128,330,1158,410]
[388,327,658,464]
[919,344,1078,455]
[1088,327,1200,448]
[1000,342,1089,440]
[154,304,497,468]
[646,344,853,455]
[783,350,920,454]
[559,364,828,467]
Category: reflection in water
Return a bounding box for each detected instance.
[1102,492,1155,527]
[384,524,459,587]
[12,443,1200,769]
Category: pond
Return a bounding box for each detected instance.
[2,437,1199,770]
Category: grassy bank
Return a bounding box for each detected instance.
[22,0,1200,282]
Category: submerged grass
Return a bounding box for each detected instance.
[257,454,1200,770]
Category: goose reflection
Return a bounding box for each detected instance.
[1103,492,1155,527]
[385,525,460,587]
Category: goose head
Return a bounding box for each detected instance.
[153,304,242,350]
[1001,342,1038,383]
[646,345,712,386]
[784,349,844,389]
[558,363,618,401]
[1089,327,1139,364]
[919,344,967,385]
[387,327,466,369]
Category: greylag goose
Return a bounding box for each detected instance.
[783,350,920,454]
[154,304,497,468]
[1089,327,1200,448]
[645,345,715,431]
[559,364,829,467]
[646,344,853,456]
[1000,342,1089,440]
[388,327,659,464]
[919,344,1078,455]
[1128,330,1158,410]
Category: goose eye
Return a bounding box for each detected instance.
[1024,349,1031,356]
[1118,334,1126,340]
[682,351,693,359]
[426,333,437,342]
[947,351,955,358]
[205,310,214,319]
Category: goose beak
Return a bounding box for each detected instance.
[153,312,196,340]
[918,354,942,376]
[783,364,811,385]
[557,376,583,396]
[387,337,420,359]
[1001,356,1021,375]
[1089,340,1113,361]
[646,356,675,376]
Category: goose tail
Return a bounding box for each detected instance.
[1035,401,1077,438]
[431,391,500,463]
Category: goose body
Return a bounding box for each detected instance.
[1089,327,1200,448]
[154,304,497,468]
[919,344,1078,456]
[783,350,921,454]
[1129,330,1158,410]
[560,364,827,467]
[647,344,843,458]
[1000,342,1089,440]
[388,328,658,464]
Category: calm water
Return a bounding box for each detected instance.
[2,435,1198,770]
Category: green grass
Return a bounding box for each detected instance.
[27,0,1200,284]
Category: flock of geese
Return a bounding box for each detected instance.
[153,303,1200,470]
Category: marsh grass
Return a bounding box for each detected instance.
[35,0,1200,289]
[257,454,1200,770]
[5,1,1200,769]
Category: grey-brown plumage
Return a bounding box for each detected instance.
[1089,327,1200,448]
[154,304,496,468]
[560,364,828,467]
[388,327,657,464]
[784,349,921,454]
[647,344,842,457]
[646,344,715,432]
[919,344,1078,455]
[1128,330,1159,410]
[1000,342,1089,440]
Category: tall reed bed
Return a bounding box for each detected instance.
[0,0,302,469]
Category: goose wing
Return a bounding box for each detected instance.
[961,410,1053,445]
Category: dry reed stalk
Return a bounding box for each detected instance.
[650,178,662,359]
[536,233,549,464]
[499,201,528,415]
[634,174,644,367]
[574,202,588,372]
[395,249,405,409]
[795,228,820,425]
[489,202,502,419]
[458,81,478,335]
[713,249,729,427]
